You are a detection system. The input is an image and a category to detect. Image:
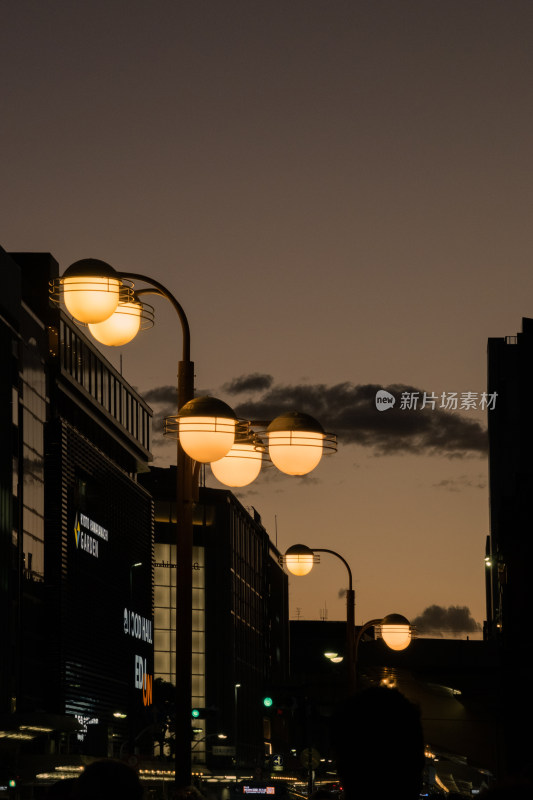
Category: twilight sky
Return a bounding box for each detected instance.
[3,0,533,635]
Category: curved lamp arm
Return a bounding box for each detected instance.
[120,272,191,364]
[312,548,353,590]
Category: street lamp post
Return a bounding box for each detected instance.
[282,545,413,695]
[283,544,355,693]
[50,259,336,787]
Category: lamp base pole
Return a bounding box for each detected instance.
[175,360,195,787]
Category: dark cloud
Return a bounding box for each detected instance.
[232,380,488,458]
[412,605,482,636]
[143,385,178,405]
[141,379,488,458]
[223,373,274,394]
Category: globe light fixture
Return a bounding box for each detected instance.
[266,412,326,475]
[210,433,265,487]
[283,543,316,577]
[59,259,123,324]
[88,294,154,346]
[379,613,412,651]
[173,396,238,463]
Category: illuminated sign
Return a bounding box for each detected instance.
[134,655,153,706]
[243,788,275,795]
[74,512,109,559]
[123,608,153,643]
[75,714,99,742]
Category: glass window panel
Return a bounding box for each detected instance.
[12,387,19,426]
[191,653,204,674]
[191,609,204,631]
[22,532,44,574]
[155,608,170,629]
[13,457,18,496]
[154,652,171,676]
[71,333,78,381]
[116,380,121,419]
[154,586,171,608]
[155,630,170,652]
[192,547,204,568]
[192,588,205,609]
[192,675,205,697]
[155,567,171,587]
[155,543,171,562]
[192,571,204,590]
[102,369,109,410]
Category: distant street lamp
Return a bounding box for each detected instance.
[282,544,356,693]
[50,259,336,787]
[354,614,412,691]
[282,544,413,694]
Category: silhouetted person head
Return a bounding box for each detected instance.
[76,759,143,800]
[332,687,425,800]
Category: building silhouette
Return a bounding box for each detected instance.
[0,248,153,782]
[1,246,289,791]
[487,317,533,779]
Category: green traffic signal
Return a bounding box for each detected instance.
[263,696,273,708]
[191,709,200,718]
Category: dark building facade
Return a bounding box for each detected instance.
[139,467,289,773]
[487,317,533,778]
[0,248,154,782]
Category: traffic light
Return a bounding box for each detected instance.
[191,708,205,719]
[262,696,273,708]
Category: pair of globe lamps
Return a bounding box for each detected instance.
[52,261,336,486]
[283,544,412,653]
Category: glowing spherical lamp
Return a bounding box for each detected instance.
[380,614,412,651]
[88,298,143,346]
[178,396,237,463]
[284,544,315,577]
[211,436,265,487]
[61,259,122,324]
[266,412,325,476]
